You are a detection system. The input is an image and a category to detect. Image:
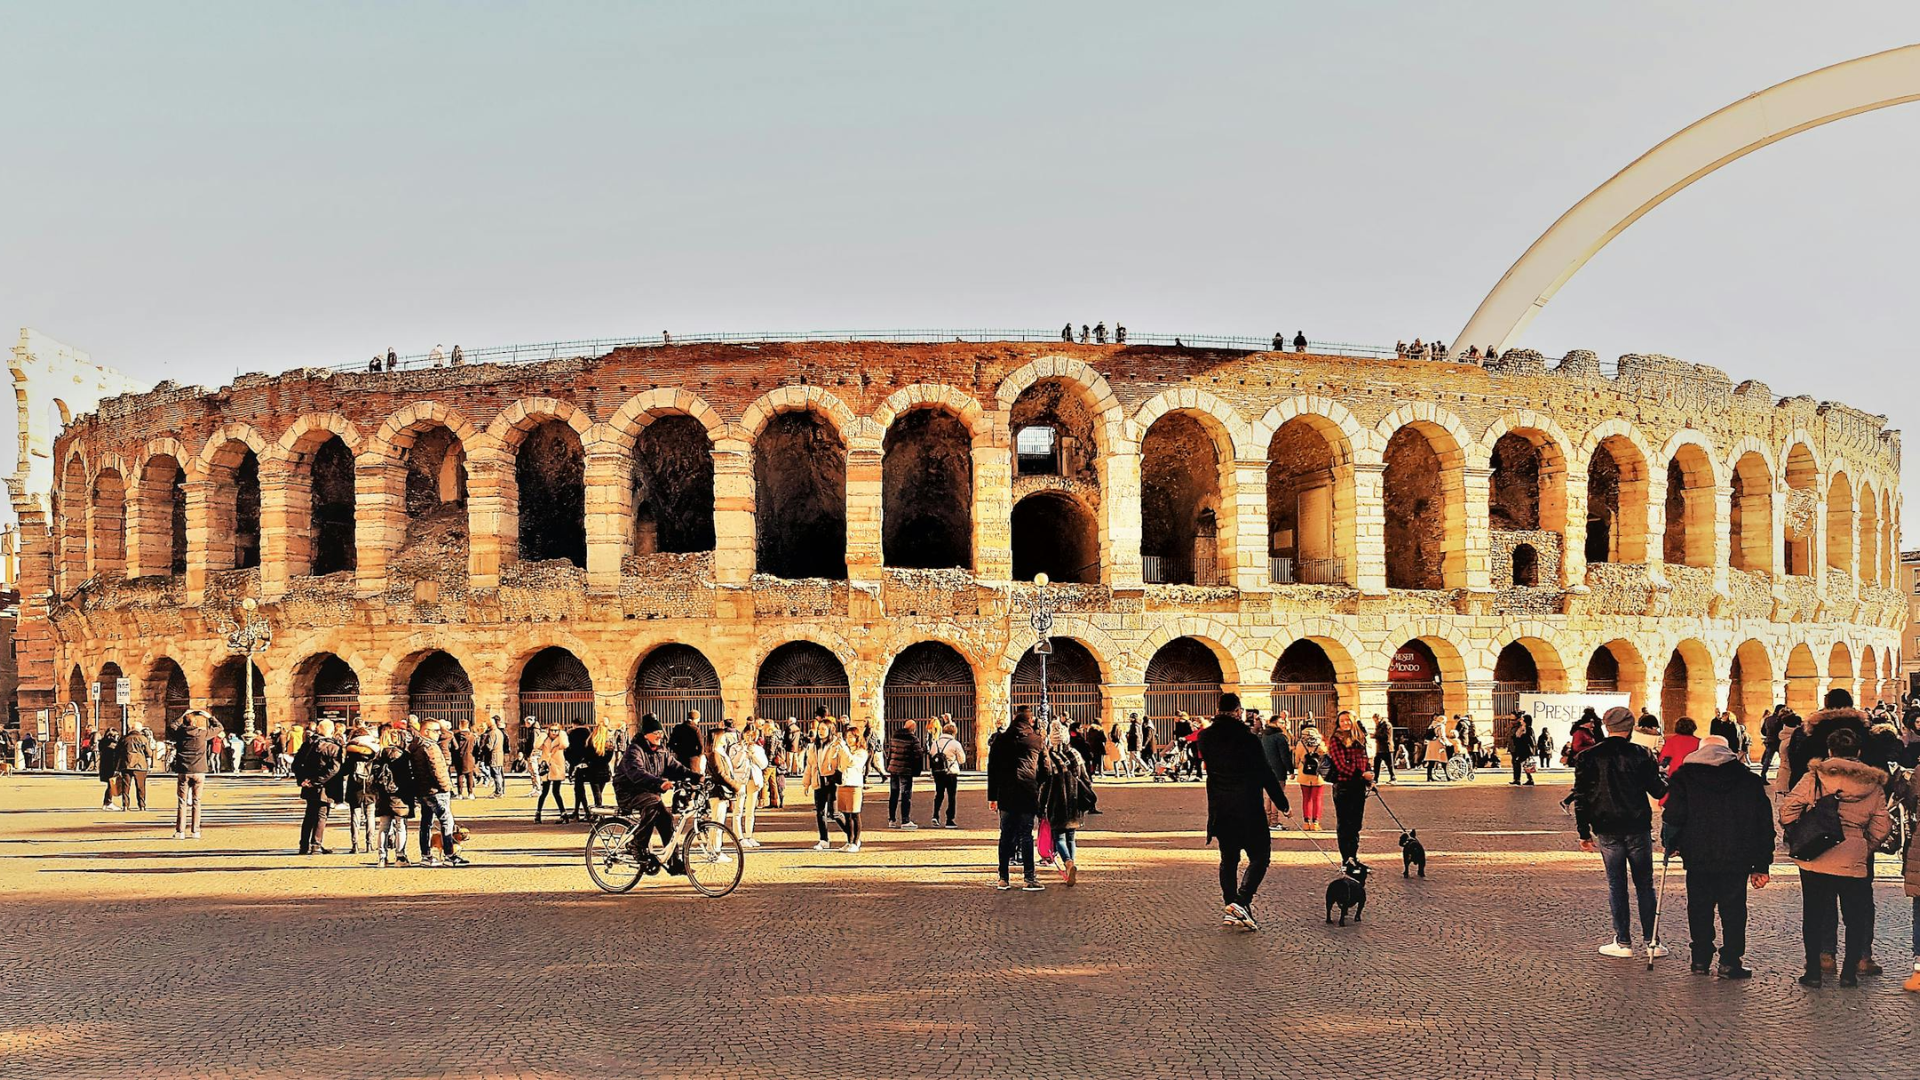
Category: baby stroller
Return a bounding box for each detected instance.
[1150,744,1181,782]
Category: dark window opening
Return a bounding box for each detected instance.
[1009,379,1097,485]
[1488,432,1542,531]
[633,415,715,555]
[1140,413,1221,585]
[309,436,357,576]
[517,420,587,567]
[1384,427,1445,589]
[168,465,188,575]
[1011,492,1098,584]
[1585,444,1620,564]
[754,411,846,579]
[232,450,261,570]
[1511,543,1539,587]
[882,409,973,570]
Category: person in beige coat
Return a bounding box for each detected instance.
[1780,726,1891,988]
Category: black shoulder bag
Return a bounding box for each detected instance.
[1784,774,1845,861]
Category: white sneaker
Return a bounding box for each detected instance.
[1647,943,1669,959]
[1598,942,1634,958]
[189,831,201,840]
[740,838,760,849]
[899,821,918,830]
[842,842,861,853]
[811,841,832,852]
[172,831,185,840]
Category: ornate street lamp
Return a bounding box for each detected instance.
[1022,572,1056,726]
[215,597,273,737]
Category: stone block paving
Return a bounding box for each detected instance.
[1,772,1916,1079]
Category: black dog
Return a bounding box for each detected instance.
[1399,829,1426,878]
[1324,860,1369,925]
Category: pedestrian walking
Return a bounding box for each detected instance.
[1660,733,1773,979]
[96,728,122,809]
[1083,720,1109,782]
[1572,707,1670,959]
[410,719,465,866]
[828,720,869,852]
[1657,717,1700,777]
[1043,722,1094,885]
[372,724,415,866]
[1258,714,1294,828]
[1198,694,1290,930]
[1759,705,1788,781]
[518,715,540,795]
[929,719,965,827]
[1781,725,1890,988]
[169,712,214,839]
[1371,713,1397,784]
[118,721,154,810]
[708,718,743,840]
[484,715,508,797]
[293,719,345,854]
[987,705,1050,890]
[533,721,570,823]
[341,727,380,855]
[1509,714,1536,785]
[573,717,616,822]
[886,719,925,829]
[1903,774,1920,991]
[726,721,765,848]
[450,719,478,799]
[1324,711,1374,865]
[1294,720,1326,829]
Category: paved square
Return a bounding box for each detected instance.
[1,771,1914,1079]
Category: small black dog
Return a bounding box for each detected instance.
[1325,860,1369,925]
[1399,829,1427,878]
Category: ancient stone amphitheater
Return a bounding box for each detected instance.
[16,339,1906,755]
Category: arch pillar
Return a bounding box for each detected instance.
[1350,461,1387,592]
[1354,679,1391,725]
[183,479,213,605]
[355,458,401,596]
[712,443,754,586]
[973,439,1013,581]
[1104,447,1144,589]
[1460,465,1491,591]
[1466,678,1497,721]
[258,467,297,601]
[583,447,630,595]
[1230,458,1270,592]
[845,444,883,584]
[1644,469,1670,586]
[1561,471,1589,587]
[466,459,510,589]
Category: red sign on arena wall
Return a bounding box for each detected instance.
[1388,646,1438,683]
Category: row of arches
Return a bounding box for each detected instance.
[54,371,1901,598]
[71,628,1901,758]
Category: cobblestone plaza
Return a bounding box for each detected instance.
[2,772,1916,1080]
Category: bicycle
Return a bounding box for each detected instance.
[584,780,744,897]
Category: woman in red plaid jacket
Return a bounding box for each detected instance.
[1324,711,1375,866]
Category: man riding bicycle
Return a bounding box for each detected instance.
[614,714,733,872]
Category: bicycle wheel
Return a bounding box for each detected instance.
[585,816,645,894]
[681,818,744,898]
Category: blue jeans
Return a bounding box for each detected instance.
[1055,826,1078,863]
[417,791,456,859]
[1594,831,1657,945]
[998,809,1035,882]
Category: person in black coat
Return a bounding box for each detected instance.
[1509,715,1536,786]
[292,719,345,855]
[986,706,1050,889]
[96,729,122,809]
[1573,708,1669,955]
[1660,733,1773,978]
[1197,693,1290,930]
[1785,690,1876,790]
[884,721,925,828]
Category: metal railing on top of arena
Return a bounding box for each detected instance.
[327,330,1400,373]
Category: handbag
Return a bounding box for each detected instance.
[1037,817,1055,862]
[1784,775,1847,862]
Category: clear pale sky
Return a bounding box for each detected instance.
[3,2,1915,514]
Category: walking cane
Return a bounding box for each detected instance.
[1648,853,1673,971]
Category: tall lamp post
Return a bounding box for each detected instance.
[1023,573,1056,726]
[218,597,273,737]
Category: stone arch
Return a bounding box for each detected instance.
[271,414,361,578]
[603,390,725,563]
[1142,636,1231,728]
[131,441,189,579]
[1376,406,1471,590]
[512,642,598,728]
[1577,419,1654,566]
[194,424,269,574]
[992,616,1126,683]
[1262,400,1359,586]
[1826,468,1855,576]
[605,388,727,449]
[1781,439,1821,577]
[1878,487,1895,586]
[883,640,980,738]
[289,650,365,726]
[1859,647,1880,707]
[1267,630,1361,725]
[361,403,477,585]
[1137,406,1237,584]
[1128,388,1252,457]
[1128,616,1250,687]
[88,461,127,579]
[739,385,858,444]
[1385,631,1470,731]
[1009,636,1109,729]
[391,648,477,727]
[1728,638,1773,733]
[994,355,1124,431]
[1857,479,1881,587]
[1827,640,1855,693]
[755,639,855,724]
[630,642,726,730]
[753,403,847,579]
[1659,638,1717,729]
[1727,447,1775,574]
[1480,410,1573,531]
[871,383,992,443]
[142,656,192,731]
[1011,489,1100,584]
[880,403,976,570]
[56,450,88,586]
[1785,643,1820,715]
[1660,432,1720,569]
[1584,636,1649,712]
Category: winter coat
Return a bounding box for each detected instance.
[577,733,615,784]
[1708,716,1744,751]
[667,720,704,767]
[1571,736,1667,840]
[1905,776,1920,898]
[534,732,569,781]
[800,738,836,795]
[1780,756,1891,878]
[449,729,477,773]
[119,730,155,773]
[1566,723,1599,762]
[885,728,926,778]
[371,744,416,817]
[294,735,346,803]
[1294,728,1326,787]
[1372,720,1394,756]
[1259,728,1294,785]
[1785,707,1875,789]
[410,738,452,795]
[1656,734,1699,776]
[169,725,213,775]
[96,733,121,781]
[1041,745,1092,830]
[986,717,1048,815]
[1509,726,1536,760]
[1660,744,1774,874]
[1197,713,1288,842]
[340,736,380,807]
[614,741,694,794]
[1084,725,1109,766]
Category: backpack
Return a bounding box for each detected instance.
[1300,750,1320,778]
[372,755,401,797]
[930,736,953,775]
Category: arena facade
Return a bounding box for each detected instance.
[12,339,1906,756]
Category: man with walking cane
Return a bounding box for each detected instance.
[1571,707,1669,960]
[1659,733,1775,979]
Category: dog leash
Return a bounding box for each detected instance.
[1370,786,1412,834]
[1282,812,1346,870]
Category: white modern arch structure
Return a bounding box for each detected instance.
[1457,44,1920,355]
